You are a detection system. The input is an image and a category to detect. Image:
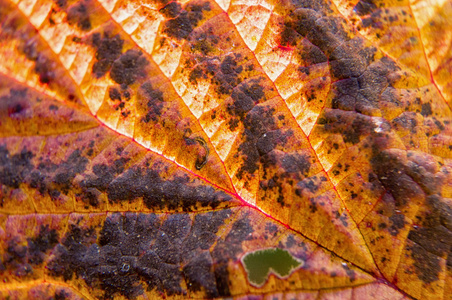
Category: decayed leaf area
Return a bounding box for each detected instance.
[0,0,451,298]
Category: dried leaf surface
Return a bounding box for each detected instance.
[0,0,451,298]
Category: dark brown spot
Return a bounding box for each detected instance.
[227,80,265,130]
[0,146,34,189]
[421,103,433,117]
[0,225,59,277]
[407,195,452,284]
[354,0,378,16]
[110,50,149,86]
[159,2,182,18]
[67,0,91,31]
[163,2,211,40]
[106,166,229,211]
[49,211,232,298]
[92,33,124,78]
[139,82,164,123]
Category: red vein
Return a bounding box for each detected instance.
[407,1,452,111]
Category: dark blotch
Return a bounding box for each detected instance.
[67,1,91,31]
[236,106,277,179]
[20,42,54,84]
[290,10,348,56]
[332,54,397,114]
[1,225,58,277]
[53,149,89,193]
[0,146,34,189]
[300,43,328,66]
[54,290,70,300]
[185,210,231,255]
[392,112,418,133]
[371,151,423,208]
[290,0,334,13]
[354,0,378,16]
[421,103,432,117]
[109,87,122,101]
[2,89,29,119]
[211,54,243,96]
[49,211,232,298]
[256,130,282,156]
[409,243,442,284]
[106,167,228,211]
[27,225,59,265]
[341,263,356,282]
[34,56,56,84]
[110,50,149,85]
[47,224,97,282]
[159,2,182,18]
[280,153,310,176]
[92,33,124,78]
[163,2,211,40]
[227,81,265,130]
[388,213,406,236]
[9,103,24,115]
[27,148,89,199]
[140,82,164,123]
[279,22,298,47]
[49,104,59,110]
[80,158,129,206]
[183,252,218,297]
[407,195,452,284]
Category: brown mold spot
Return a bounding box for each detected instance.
[110,50,149,86]
[370,151,423,208]
[0,144,90,201]
[92,33,124,78]
[106,165,230,211]
[67,0,92,31]
[354,0,378,16]
[1,225,59,277]
[235,105,277,179]
[49,211,232,298]
[159,2,182,18]
[421,102,432,117]
[407,195,452,284]
[139,81,165,123]
[0,145,34,189]
[214,54,244,95]
[227,80,265,131]
[163,1,211,40]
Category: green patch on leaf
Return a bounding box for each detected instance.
[241,248,303,287]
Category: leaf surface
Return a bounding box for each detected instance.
[0,0,451,298]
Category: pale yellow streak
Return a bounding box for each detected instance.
[211,125,239,162]
[29,0,52,28]
[410,0,448,27]
[215,0,232,11]
[228,1,273,51]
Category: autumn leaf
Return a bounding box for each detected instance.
[0,0,451,298]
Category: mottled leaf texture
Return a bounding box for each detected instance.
[0,0,451,298]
